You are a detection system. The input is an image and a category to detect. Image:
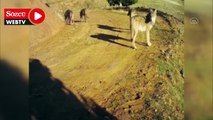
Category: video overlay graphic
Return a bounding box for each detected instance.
[4,8,45,25]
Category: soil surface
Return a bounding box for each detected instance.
[30,9,184,120]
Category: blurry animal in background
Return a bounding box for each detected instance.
[64,9,74,25]
[80,8,88,22]
[130,9,157,49]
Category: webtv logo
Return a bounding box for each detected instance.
[4,8,45,25]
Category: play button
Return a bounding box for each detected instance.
[34,12,42,20]
[29,8,45,24]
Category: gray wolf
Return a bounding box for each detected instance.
[130,9,157,49]
[64,9,74,25]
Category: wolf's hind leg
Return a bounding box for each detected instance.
[131,28,134,40]
[71,15,74,24]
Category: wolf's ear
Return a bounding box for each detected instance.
[150,9,153,13]
[154,9,157,14]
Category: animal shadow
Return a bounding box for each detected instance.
[74,20,82,23]
[90,33,132,49]
[97,24,128,32]
[29,59,117,120]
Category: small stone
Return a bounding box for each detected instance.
[180,69,184,78]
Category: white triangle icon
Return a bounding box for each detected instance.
[34,12,42,20]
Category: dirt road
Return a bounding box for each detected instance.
[30,9,184,119]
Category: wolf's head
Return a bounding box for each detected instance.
[145,9,157,23]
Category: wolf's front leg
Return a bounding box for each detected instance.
[132,30,138,49]
[146,30,151,46]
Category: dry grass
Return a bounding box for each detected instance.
[30,8,184,119]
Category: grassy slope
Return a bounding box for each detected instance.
[30,1,184,119]
[131,0,184,20]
